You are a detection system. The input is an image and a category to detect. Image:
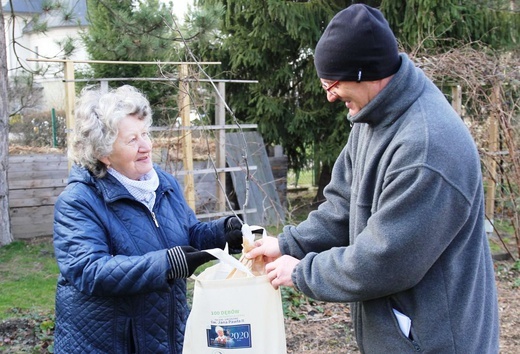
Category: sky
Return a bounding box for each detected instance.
[172,0,192,20]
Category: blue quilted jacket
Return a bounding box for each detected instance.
[53,164,227,353]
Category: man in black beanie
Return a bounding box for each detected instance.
[314,3,401,84]
[247,3,500,353]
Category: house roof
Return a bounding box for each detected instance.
[2,0,42,14]
[3,0,88,30]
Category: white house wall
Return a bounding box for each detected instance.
[25,26,88,76]
[28,26,88,112]
[4,12,32,76]
[3,0,89,112]
[4,0,193,113]
[8,25,89,111]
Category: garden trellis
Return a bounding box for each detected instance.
[23,57,285,227]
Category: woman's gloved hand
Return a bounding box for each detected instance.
[166,246,216,279]
[225,216,244,253]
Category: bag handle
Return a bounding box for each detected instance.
[203,248,253,276]
[201,224,267,278]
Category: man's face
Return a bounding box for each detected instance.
[321,79,386,116]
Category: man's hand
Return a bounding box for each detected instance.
[245,236,299,289]
[265,255,300,290]
[245,235,282,263]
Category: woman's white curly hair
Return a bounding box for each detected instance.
[71,85,153,178]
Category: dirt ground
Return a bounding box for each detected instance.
[283,258,519,353]
[280,192,520,353]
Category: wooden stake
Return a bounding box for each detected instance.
[216,82,227,213]
[485,84,499,227]
[179,64,195,211]
[64,60,75,170]
[451,85,462,116]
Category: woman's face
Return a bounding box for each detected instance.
[100,114,153,180]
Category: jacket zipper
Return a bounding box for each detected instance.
[411,339,421,351]
[151,211,159,228]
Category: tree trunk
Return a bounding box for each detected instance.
[313,162,332,206]
[0,7,13,246]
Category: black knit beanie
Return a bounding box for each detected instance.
[314,4,400,82]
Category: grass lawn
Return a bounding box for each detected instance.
[0,226,291,321]
[0,238,58,320]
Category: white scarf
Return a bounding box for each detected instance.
[108,168,160,211]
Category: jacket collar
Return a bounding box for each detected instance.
[68,164,174,204]
[348,53,426,128]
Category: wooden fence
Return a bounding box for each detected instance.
[8,154,68,239]
[7,150,287,240]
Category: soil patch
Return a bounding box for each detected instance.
[281,259,520,353]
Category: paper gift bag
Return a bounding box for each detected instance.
[182,225,287,354]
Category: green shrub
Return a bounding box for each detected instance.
[9,110,67,149]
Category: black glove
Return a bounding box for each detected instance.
[166,246,216,279]
[225,216,243,252]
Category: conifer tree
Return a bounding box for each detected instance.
[193,0,518,198]
[83,0,180,120]
[380,0,519,50]
[194,0,352,199]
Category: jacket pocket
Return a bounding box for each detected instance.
[389,306,421,352]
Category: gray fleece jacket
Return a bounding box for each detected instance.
[280,54,499,353]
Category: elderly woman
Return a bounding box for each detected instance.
[53,85,243,353]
